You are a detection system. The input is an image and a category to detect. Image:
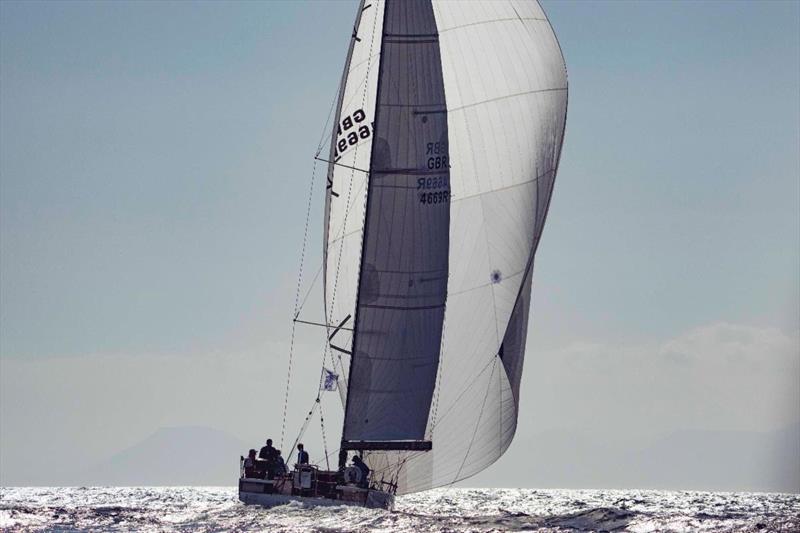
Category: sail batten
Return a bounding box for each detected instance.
[342,440,432,451]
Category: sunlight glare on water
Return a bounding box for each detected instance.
[1,487,798,532]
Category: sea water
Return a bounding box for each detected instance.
[1,487,797,532]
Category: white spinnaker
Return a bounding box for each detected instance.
[324,0,385,385]
[397,0,568,493]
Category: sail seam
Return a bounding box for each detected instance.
[452,169,553,204]
[449,87,566,113]
[360,303,445,311]
[438,17,546,34]
[448,268,525,297]
[451,356,498,484]
[428,352,498,431]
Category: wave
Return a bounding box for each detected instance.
[1,486,798,532]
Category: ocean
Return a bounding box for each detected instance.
[1,487,797,532]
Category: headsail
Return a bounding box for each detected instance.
[323,0,567,494]
[323,0,384,399]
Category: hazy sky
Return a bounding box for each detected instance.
[1,0,798,489]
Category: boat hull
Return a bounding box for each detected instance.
[238,489,394,510]
[238,477,394,510]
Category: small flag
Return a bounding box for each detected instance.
[323,368,339,391]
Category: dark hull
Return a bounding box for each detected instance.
[238,478,394,510]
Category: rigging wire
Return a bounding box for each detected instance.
[311,348,336,471]
[280,157,320,451]
[318,398,331,470]
[428,310,448,434]
[296,262,323,317]
[316,81,342,157]
[284,0,380,472]
[286,399,319,466]
[323,446,342,468]
[278,6,345,454]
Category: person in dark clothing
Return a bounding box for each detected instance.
[243,449,257,478]
[259,438,279,479]
[274,450,287,476]
[297,443,309,465]
[352,455,370,488]
[259,438,278,462]
[338,449,349,471]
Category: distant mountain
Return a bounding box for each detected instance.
[77,426,248,486]
[11,423,797,490]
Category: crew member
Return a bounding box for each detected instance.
[243,449,257,478]
[297,443,309,464]
[259,438,279,479]
[352,455,370,488]
[259,438,278,462]
[274,450,288,476]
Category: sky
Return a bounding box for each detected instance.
[1,0,798,490]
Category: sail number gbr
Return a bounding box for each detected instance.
[419,141,450,205]
[334,109,372,159]
[418,176,450,205]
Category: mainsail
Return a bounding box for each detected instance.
[323,0,567,494]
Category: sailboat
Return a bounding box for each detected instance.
[239,0,567,510]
